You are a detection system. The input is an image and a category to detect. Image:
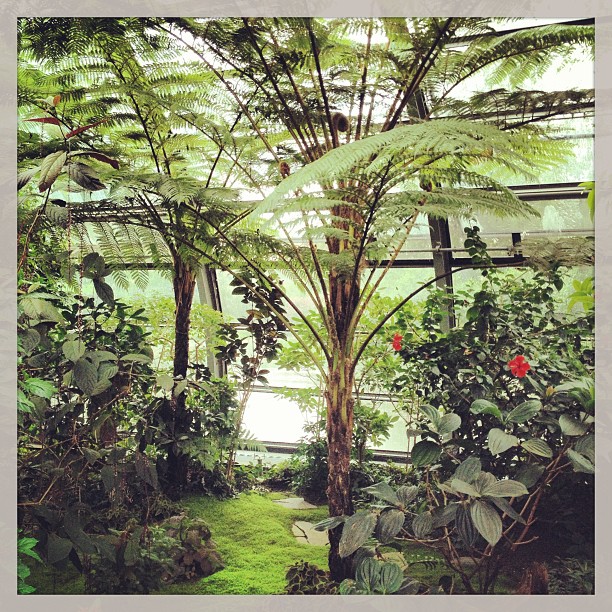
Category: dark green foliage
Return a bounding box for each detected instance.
[395,227,594,482]
[338,556,418,595]
[285,560,338,595]
[288,439,329,504]
[548,557,594,594]
[83,519,223,594]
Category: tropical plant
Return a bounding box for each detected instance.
[17,18,271,496]
[18,17,594,580]
[148,16,593,581]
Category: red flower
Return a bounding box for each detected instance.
[508,355,531,378]
[392,333,403,351]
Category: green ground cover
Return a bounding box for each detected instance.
[159,492,330,595]
[27,491,519,595]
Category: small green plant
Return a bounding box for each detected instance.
[285,560,337,594]
[548,557,594,594]
[18,531,43,594]
[338,557,420,594]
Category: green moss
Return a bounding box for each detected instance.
[27,561,85,595]
[157,492,330,595]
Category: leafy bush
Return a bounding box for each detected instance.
[318,233,595,593]
[548,557,594,594]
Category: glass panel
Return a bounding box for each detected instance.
[448,199,592,248]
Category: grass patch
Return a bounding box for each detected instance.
[158,491,330,595]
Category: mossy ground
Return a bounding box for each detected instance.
[27,491,520,595]
[157,491,330,594]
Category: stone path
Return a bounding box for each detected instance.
[272,497,328,545]
[272,497,318,510]
[291,521,329,546]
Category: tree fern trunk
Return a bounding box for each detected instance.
[325,259,359,581]
[163,254,197,497]
[325,352,355,582]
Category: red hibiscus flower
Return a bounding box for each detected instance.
[508,355,531,378]
[392,333,403,351]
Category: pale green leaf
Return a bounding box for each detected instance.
[470,500,502,546]
[488,428,519,455]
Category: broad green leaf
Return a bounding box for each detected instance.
[490,497,526,524]
[18,166,39,190]
[431,503,458,528]
[506,400,542,424]
[455,505,478,548]
[46,534,73,564]
[451,478,481,498]
[454,456,481,484]
[396,485,418,506]
[18,328,41,354]
[481,479,528,498]
[25,378,56,399]
[487,428,518,455]
[64,512,97,554]
[356,557,380,592]
[420,404,440,427]
[437,413,461,435]
[73,358,98,396]
[121,353,152,364]
[575,434,595,463]
[82,252,105,276]
[378,562,403,594]
[62,339,86,362]
[156,373,175,392]
[313,516,347,532]
[90,377,112,396]
[134,452,159,489]
[20,297,64,323]
[88,350,117,363]
[567,449,595,474]
[470,399,502,420]
[361,481,400,505]
[470,500,502,546]
[66,161,106,191]
[559,414,589,436]
[173,379,189,396]
[98,363,119,381]
[100,465,121,494]
[473,472,496,492]
[411,440,441,467]
[123,527,143,567]
[18,537,43,562]
[375,509,405,543]
[521,438,553,458]
[339,511,377,558]
[515,463,545,488]
[412,511,434,539]
[338,579,363,595]
[93,279,115,307]
[38,151,67,192]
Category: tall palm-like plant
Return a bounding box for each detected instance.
[152,16,593,579]
[17,18,279,496]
